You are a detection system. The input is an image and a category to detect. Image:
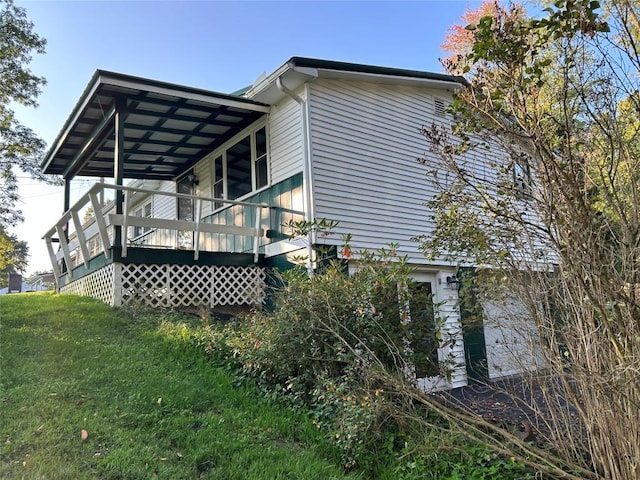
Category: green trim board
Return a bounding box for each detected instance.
[110,247,261,266]
[57,248,262,288]
[204,173,304,252]
[56,250,113,288]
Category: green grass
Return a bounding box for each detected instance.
[0,293,355,479]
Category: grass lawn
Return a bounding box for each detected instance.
[0,293,355,479]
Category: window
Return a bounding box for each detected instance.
[227,135,252,200]
[213,155,224,209]
[88,235,102,258]
[132,200,152,240]
[512,152,532,194]
[210,124,269,208]
[255,127,268,189]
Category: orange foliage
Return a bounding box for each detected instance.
[441,1,499,60]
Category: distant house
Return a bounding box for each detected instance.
[0,272,53,294]
[40,57,541,390]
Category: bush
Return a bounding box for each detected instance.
[198,239,540,477]
[204,245,444,468]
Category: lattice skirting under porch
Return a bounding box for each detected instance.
[60,263,266,308]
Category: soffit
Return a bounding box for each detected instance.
[42,70,270,180]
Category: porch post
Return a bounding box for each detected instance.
[63,178,71,240]
[60,178,72,273]
[113,96,126,250]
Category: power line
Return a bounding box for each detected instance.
[19,192,64,200]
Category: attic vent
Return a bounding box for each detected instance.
[434,98,447,116]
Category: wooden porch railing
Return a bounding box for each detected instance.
[43,183,272,282]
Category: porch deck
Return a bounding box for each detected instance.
[43,183,302,308]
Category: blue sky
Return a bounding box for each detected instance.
[13,0,481,274]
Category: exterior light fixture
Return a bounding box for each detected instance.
[446,275,462,290]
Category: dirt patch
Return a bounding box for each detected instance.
[433,376,580,443]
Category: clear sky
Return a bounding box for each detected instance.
[12,0,481,275]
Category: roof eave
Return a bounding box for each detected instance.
[288,56,467,87]
[245,56,467,105]
[41,70,103,173]
[41,70,271,176]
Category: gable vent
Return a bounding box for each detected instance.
[434,98,447,116]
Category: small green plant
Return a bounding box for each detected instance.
[394,438,535,480]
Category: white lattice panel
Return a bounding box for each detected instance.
[117,263,265,308]
[61,263,265,308]
[60,264,116,305]
[168,265,212,308]
[213,265,266,306]
[120,264,169,307]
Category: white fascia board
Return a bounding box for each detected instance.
[245,63,292,98]
[246,64,318,105]
[313,68,464,91]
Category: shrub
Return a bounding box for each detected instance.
[204,243,451,468]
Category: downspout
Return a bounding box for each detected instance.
[276,76,316,275]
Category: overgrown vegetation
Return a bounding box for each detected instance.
[1,289,543,479]
[423,0,640,478]
[196,232,553,478]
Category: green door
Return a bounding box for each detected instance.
[459,270,489,383]
[462,323,488,383]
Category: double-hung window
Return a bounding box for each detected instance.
[512,152,532,194]
[211,124,268,209]
[132,200,152,240]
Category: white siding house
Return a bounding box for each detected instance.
[41,57,544,390]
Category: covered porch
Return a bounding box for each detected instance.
[42,182,276,307]
[40,70,299,308]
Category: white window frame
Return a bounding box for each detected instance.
[131,198,153,241]
[512,152,532,194]
[208,120,269,210]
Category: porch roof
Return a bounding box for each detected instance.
[41,70,270,181]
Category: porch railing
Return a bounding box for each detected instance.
[43,183,276,282]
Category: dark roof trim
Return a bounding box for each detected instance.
[93,70,269,107]
[41,70,270,172]
[287,56,468,86]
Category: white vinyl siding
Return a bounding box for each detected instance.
[269,94,304,184]
[482,294,544,379]
[307,79,464,263]
[153,180,177,219]
[146,180,177,248]
[195,157,213,218]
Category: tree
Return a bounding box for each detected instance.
[422,1,639,478]
[0,225,27,287]
[1,0,59,227]
[1,0,60,273]
[440,0,504,74]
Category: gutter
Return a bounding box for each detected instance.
[276,76,316,274]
